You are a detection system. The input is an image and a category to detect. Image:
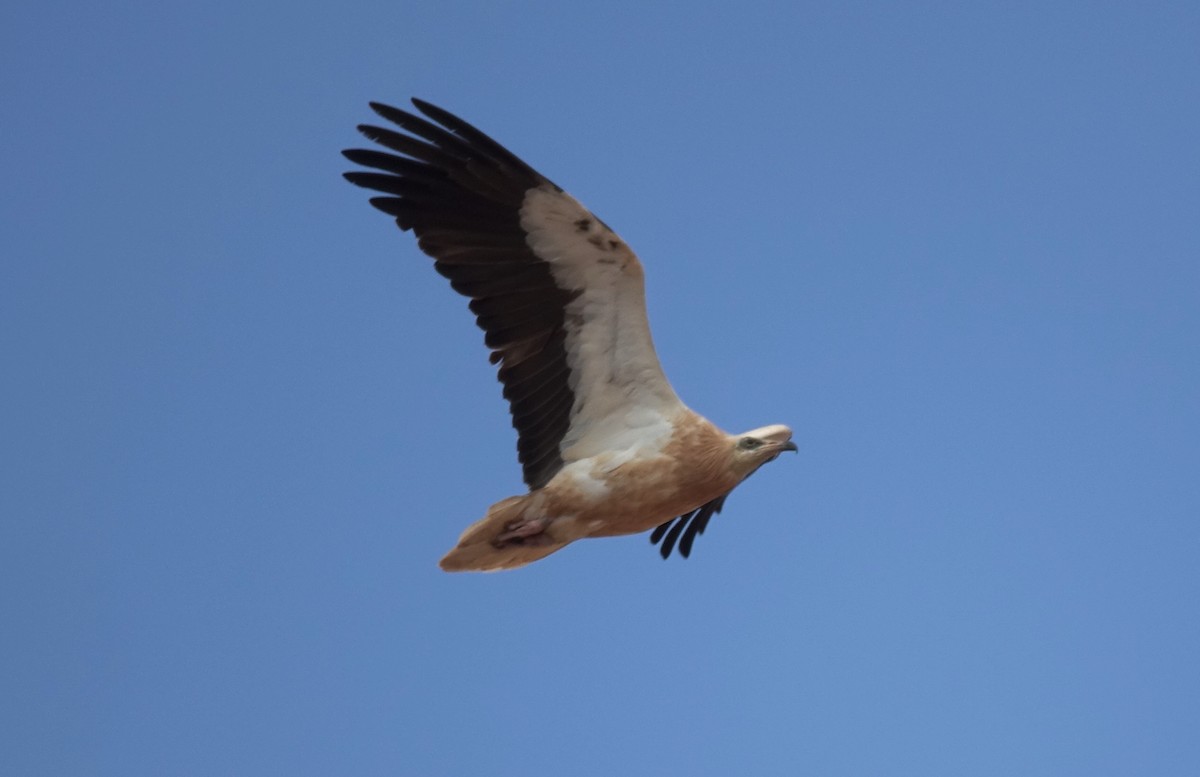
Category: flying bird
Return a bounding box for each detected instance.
[343,99,796,572]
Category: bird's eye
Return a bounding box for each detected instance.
[739,437,762,450]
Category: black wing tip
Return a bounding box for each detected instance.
[660,519,688,559]
[409,98,464,129]
[649,520,676,559]
[653,524,675,560]
[650,496,731,560]
[678,528,698,559]
[369,100,404,116]
[649,522,670,545]
[365,98,445,124]
[410,96,437,113]
[342,170,390,189]
[355,123,384,140]
[368,97,441,117]
[650,514,693,560]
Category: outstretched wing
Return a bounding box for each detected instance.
[343,99,683,489]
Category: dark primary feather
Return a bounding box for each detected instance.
[651,458,781,559]
[651,494,729,559]
[342,99,577,490]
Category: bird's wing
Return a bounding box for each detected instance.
[343,99,684,489]
[650,494,728,560]
[649,452,778,559]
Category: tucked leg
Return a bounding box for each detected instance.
[493,515,553,547]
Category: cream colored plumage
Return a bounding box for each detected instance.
[343,99,795,572]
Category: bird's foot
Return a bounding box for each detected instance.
[493,516,553,548]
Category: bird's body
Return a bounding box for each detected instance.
[343,99,795,572]
[442,409,750,571]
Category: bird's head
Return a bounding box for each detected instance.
[729,424,797,477]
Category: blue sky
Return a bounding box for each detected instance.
[3,2,1198,775]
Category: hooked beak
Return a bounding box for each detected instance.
[778,440,798,453]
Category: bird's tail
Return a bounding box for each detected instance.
[439,494,570,573]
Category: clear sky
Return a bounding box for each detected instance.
[3,2,1198,775]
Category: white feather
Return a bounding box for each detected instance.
[520,185,685,463]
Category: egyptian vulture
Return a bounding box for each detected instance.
[343,99,795,572]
